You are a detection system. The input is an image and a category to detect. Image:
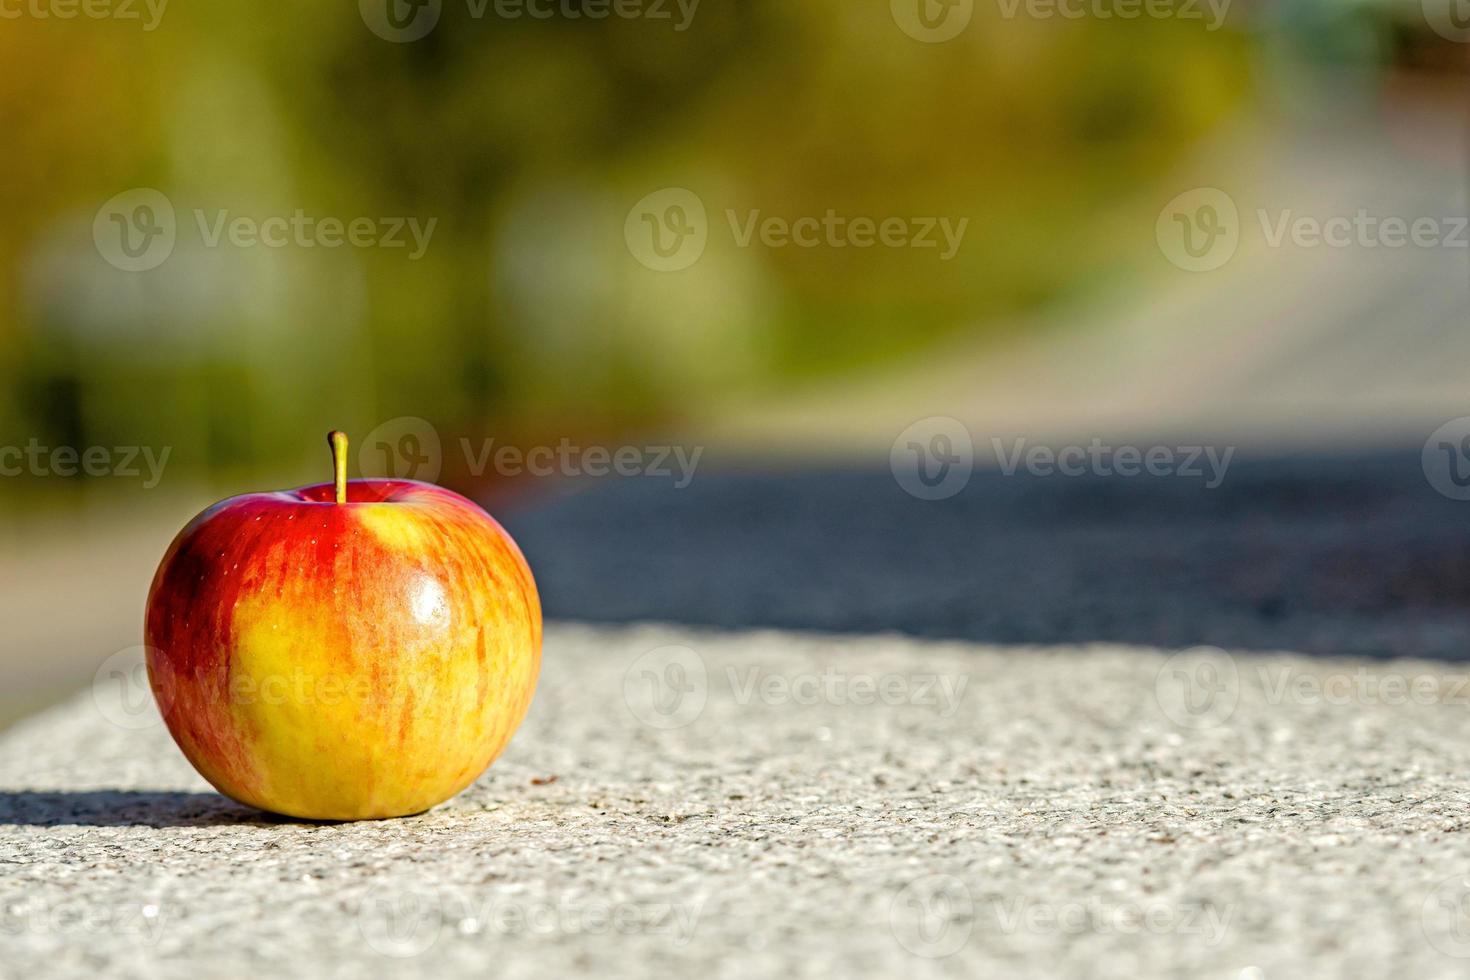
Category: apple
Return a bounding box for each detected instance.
[144,431,541,820]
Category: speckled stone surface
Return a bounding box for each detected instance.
[5,623,1470,979]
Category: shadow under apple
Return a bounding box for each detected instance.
[0,789,297,828]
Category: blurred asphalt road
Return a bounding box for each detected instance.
[3,445,1470,731]
[505,452,1470,661]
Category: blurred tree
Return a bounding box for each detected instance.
[0,1,1250,493]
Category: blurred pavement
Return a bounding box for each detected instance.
[6,623,1470,977]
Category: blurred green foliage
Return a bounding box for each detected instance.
[0,2,1251,493]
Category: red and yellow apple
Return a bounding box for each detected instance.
[144,431,541,820]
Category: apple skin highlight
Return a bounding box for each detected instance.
[144,477,541,821]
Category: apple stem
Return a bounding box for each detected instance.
[328,430,348,504]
